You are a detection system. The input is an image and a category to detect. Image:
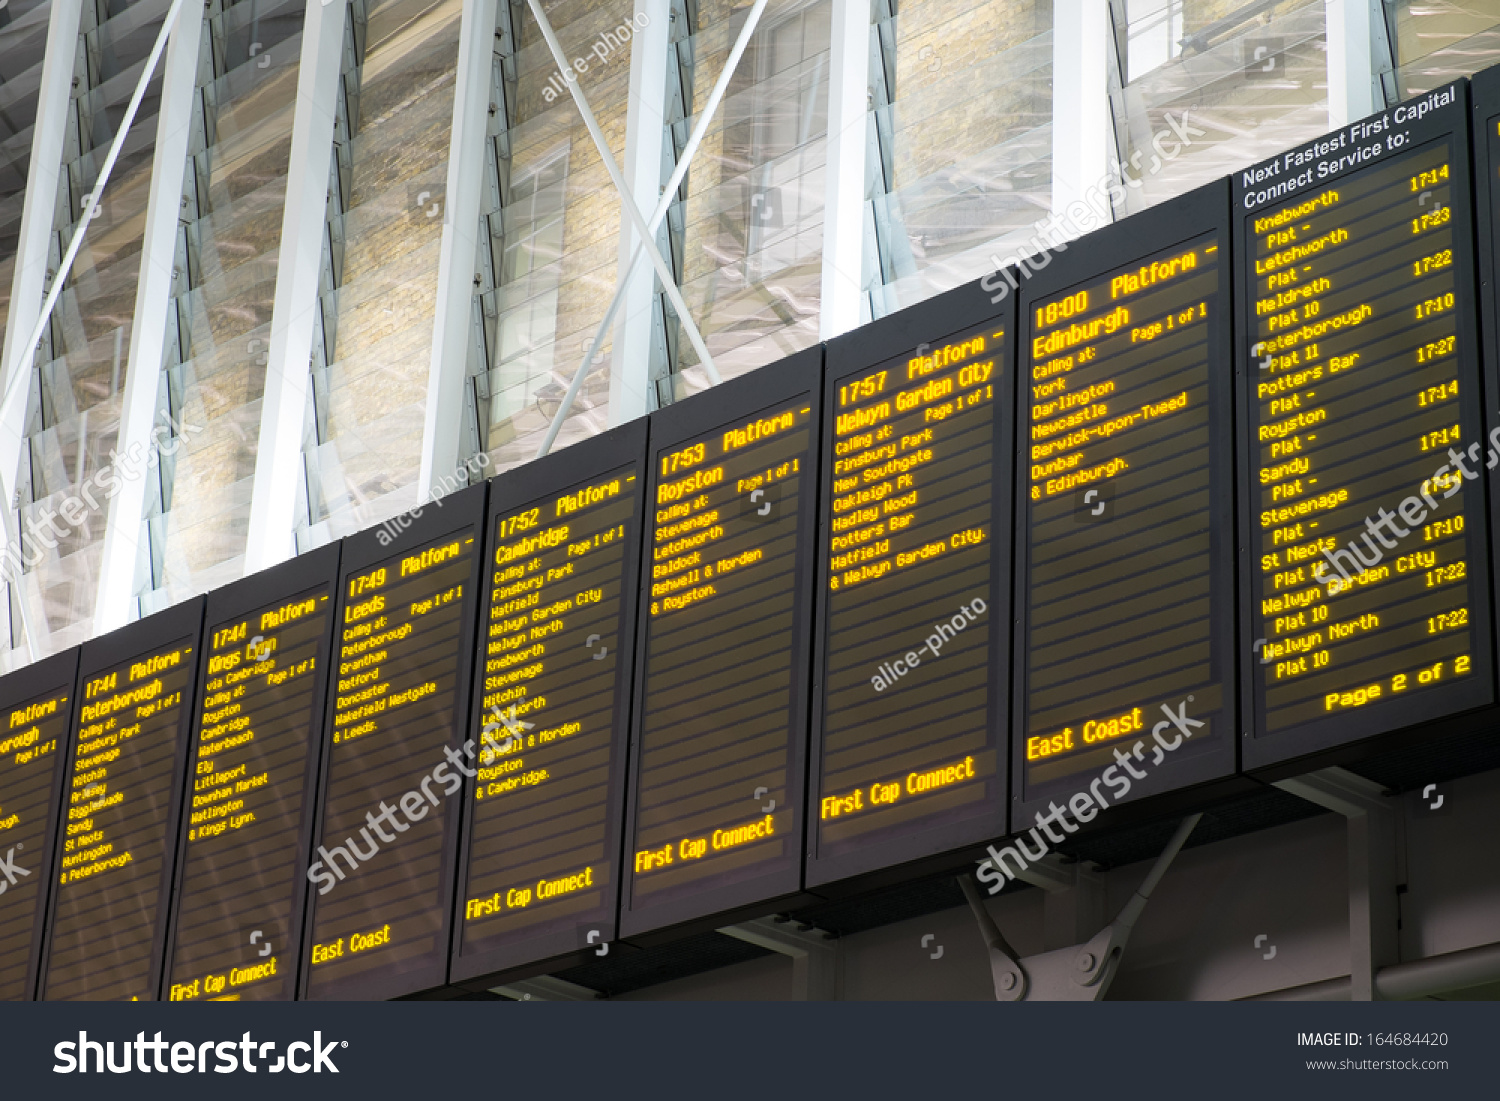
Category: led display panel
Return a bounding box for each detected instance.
[301,485,486,1000]
[0,651,77,1001]
[163,545,340,1001]
[1014,183,1237,823]
[40,599,205,1000]
[809,279,1013,887]
[622,349,822,937]
[453,422,646,981]
[1236,84,1493,768]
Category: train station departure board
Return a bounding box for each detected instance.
[453,423,646,981]
[809,281,1012,886]
[164,546,339,1001]
[302,485,485,1000]
[622,350,821,937]
[40,599,204,1000]
[0,652,76,1001]
[1236,84,1494,767]
[1015,184,1236,820]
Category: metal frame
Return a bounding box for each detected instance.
[1274,768,1397,1001]
[719,917,838,1000]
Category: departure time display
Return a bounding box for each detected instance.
[1239,85,1492,754]
[304,528,478,998]
[457,463,640,973]
[624,379,818,934]
[43,627,199,1000]
[166,583,334,1001]
[0,671,73,1000]
[812,321,1006,881]
[1019,233,1231,803]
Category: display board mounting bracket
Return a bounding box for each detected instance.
[1273,766,1398,1001]
[719,916,839,1001]
[960,813,1202,1001]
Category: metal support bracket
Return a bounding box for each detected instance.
[961,813,1201,1001]
[719,916,838,1001]
[1274,766,1397,1000]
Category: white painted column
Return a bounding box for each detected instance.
[1051,0,1111,229]
[818,0,869,341]
[1325,0,1381,129]
[243,0,350,573]
[419,0,497,498]
[609,0,670,425]
[0,0,82,661]
[92,4,206,636]
[0,0,82,498]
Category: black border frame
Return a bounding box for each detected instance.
[620,347,823,941]
[451,420,648,985]
[1234,82,1497,771]
[37,596,206,1001]
[1012,180,1241,825]
[806,277,1016,891]
[298,484,487,1001]
[160,543,341,1002]
[1467,63,1500,755]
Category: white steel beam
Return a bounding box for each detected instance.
[1325,0,1381,129]
[0,0,83,662]
[607,0,670,426]
[243,0,349,572]
[818,0,869,341]
[1051,0,1111,227]
[0,0,195,451]
[418,0,497,500]
[0,0,82,503]
[92,0,205,635]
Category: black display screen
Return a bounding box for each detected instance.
[623,351,821,936]
[0,653,76,1001]
[302,486,485,1000]
[165,547,338,1001]
[809,282,1012,887]
[1237,85,1493,765]
[1016,184,1235,819]
[454,423,645,980]
[41,600,203,1000]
